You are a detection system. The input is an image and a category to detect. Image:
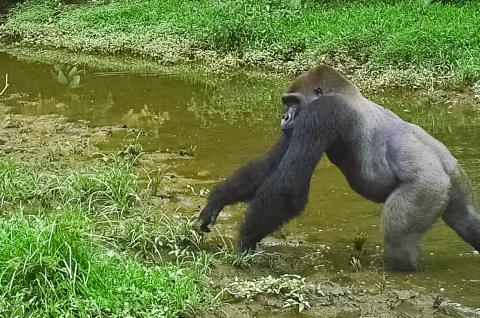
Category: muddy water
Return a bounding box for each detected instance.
[1,52,480,309]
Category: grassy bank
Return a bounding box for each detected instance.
[0,156,214,317]
[1,0,480,90]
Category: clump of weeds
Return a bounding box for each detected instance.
[349,231,366,271]
[224,274,314,312]
[179,145,197,157]
[146,166,169,197]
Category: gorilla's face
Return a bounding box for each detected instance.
[281,63,362,130]
[281,88,322,130]
[280,102,297,130]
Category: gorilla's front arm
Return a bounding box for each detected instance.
[196,134,291,232]
[197,97,340,248]
[238,102,338,250]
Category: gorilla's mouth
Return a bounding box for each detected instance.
[281,106,297,129]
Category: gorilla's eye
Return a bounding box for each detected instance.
[314,87,323,96]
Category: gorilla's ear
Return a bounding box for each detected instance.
[288,64,360,96]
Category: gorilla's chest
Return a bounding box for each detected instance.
[326,140,397,203]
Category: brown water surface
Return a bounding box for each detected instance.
[1,52,480,311]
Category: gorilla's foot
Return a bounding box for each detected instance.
[384,242,422,272]
[238,235,258,253]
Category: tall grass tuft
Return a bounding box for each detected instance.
[0,157,139,215]
[0,211,210,318]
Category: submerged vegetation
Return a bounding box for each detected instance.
[1,0,480,90]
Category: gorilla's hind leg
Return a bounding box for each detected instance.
[382,173,450,271]
[442,168,480,251]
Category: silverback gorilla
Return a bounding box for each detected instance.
[196,65,480,271]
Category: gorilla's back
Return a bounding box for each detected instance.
[330,97,456,202]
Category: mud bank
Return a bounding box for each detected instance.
[2,0,480,95]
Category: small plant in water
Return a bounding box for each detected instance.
[350,256,362,271]
[50,64,82,89]
[432,294,450,314]
[432,294,445,309]
[350,231,366,271]
[118,140,143,164]
[374,273,389,293]
[179,145,197,157]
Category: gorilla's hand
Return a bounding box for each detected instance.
[195,205,223,232]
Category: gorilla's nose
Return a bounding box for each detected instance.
[281,106,297,129]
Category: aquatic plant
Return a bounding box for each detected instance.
[0,73,8,96]
[349,231,366,271]
[50,64,83,89]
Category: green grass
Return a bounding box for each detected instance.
[0,156,215,317]
[0,212,210,318]
[2,0,480,87]
[0,158,139,215]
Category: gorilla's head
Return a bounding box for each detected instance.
[280,64,359,130]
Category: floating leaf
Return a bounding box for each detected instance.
[57,70,68,85]
[68,65,78,78]
[69,75,81,89]
[50,69,58,81]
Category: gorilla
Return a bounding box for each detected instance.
[196,65,480,271]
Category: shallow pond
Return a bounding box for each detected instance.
[1,52,480,311]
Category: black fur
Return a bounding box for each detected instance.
[238,97,340,251]
[197,96,344,250]
[196,134,291,232]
